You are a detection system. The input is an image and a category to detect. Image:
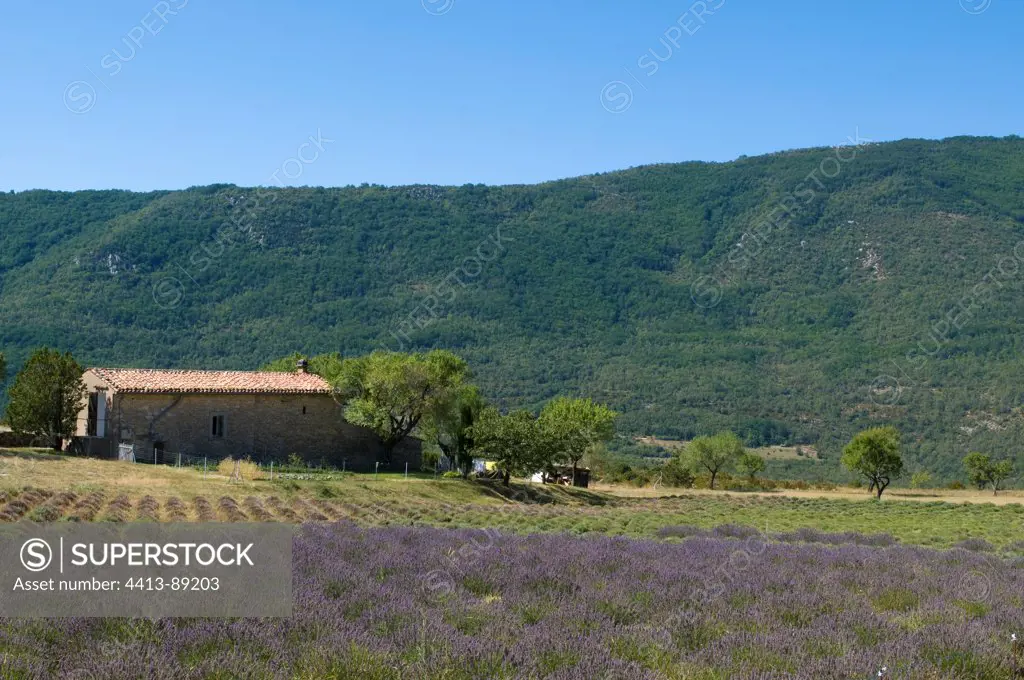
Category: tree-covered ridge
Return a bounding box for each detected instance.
[2,136,1023,479]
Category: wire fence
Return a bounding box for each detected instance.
[116,443,357,480]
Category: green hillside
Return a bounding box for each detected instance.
[2,136,1023,480]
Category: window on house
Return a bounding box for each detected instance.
[211,415,226,438]
[86,393,98,437]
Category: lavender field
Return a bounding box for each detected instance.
[2,522,1023,679]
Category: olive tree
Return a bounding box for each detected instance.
[422,384,487,478]
[963,452,1015,496]
[470,408,554,486]
[539,397,617,486]
[329,350,468,466]
[736,451,766,483]
[841,426,903,499]
[687,431,745,490]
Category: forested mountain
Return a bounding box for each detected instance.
[2,136,1023,479]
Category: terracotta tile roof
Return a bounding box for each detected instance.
[87,368,333,395]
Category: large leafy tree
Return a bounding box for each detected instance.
[687,431,745,490]
[963,452,1015,496]
[6,348,86,450]
[470,408,554,486]
[841,426,903,499]
[539,397,617,486]
[329,350,468,466]
[736,451,766,482]
[422,384,487,478]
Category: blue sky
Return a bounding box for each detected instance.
[2,0,1021,191]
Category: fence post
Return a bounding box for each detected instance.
[177,452,181,468]
[375,461,379,479]
[405,462,408,479]
[342,459,346,473]
[270,461,274,481]
[204,457,207,478]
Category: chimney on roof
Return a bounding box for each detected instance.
[296,359,309,374]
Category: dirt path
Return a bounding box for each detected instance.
[592,483,1024,505]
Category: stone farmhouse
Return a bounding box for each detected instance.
[73,362,421,471]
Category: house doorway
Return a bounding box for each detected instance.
[85,390,107,437]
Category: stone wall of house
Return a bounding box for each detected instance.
[106,392,420,471]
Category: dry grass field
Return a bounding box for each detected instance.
[3,448,1023,551]
[593,481,1024,505]
[0,448,589,524]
